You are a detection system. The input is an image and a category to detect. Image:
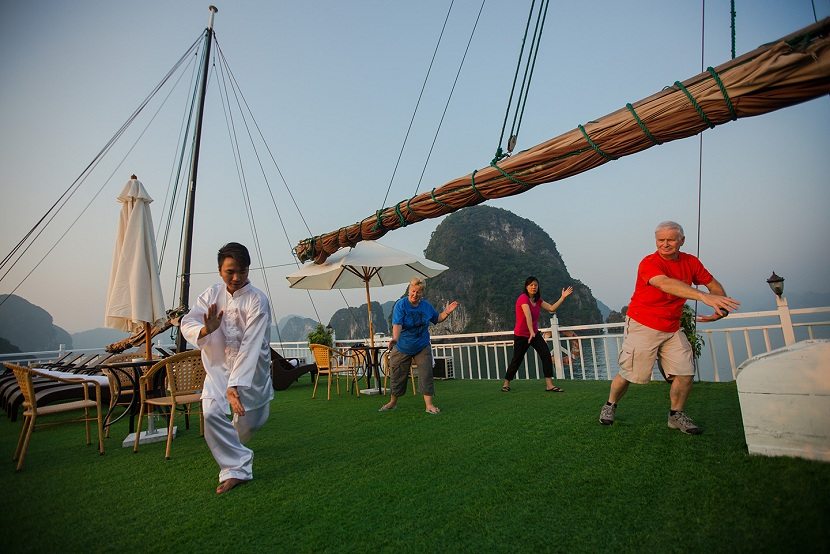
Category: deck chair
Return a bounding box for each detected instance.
[133,349,205,459]
[2,360,106,422]
[308,344,361,400]
[271,348,318,391]
[6,363,105,471]
[381,350,417,395]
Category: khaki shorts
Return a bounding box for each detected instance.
[617,317,694,384]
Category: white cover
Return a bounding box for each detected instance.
[736,339,830,462]
[285,240,447,290]
[104,177,166,332]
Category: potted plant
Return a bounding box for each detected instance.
[307,323,333,347]
[681,303,705,359]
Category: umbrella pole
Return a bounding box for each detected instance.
[364,281,382,394]
[365,281,375,348]
[144,322,153,361]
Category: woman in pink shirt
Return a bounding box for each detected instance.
[501,276,572,392]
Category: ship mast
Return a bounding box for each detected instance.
[176,5,217,352]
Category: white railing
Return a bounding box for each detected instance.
[3,304,828,383]
[323,304,829,383]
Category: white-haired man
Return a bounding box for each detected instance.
[599,221,740,434]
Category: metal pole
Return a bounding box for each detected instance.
[176,5,218,352]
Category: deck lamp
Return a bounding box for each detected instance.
[766,271,785,297]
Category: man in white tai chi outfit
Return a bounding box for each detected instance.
[181,242,273,494]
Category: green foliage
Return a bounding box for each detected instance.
[306,322,333,346]
[2,381,828,552]
[681,303,705,359]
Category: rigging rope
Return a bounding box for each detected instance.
[493,0,550,163]
[213,39,325,334]
[0,34,204,312]
[731,0,736,59]
[379,1,456,210]
[413,0,486,196]
[0,34,202,285]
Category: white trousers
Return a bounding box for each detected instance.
[202,397,270,482]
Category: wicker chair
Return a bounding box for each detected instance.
[6,363,105,471]
[308,344,361,400]
[133,350,205,459]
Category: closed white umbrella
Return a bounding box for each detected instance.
[104,175,166,360]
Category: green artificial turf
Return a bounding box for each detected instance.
[2,379,828,552]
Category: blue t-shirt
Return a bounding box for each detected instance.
[392,297,439,355]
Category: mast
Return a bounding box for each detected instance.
[177,5,218,352]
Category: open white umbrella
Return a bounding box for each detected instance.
[286,240,447,343]
[104,175,166,360]
[287,240,448,392]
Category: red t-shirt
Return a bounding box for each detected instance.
[513,292,542,337]
[627,251,714,333]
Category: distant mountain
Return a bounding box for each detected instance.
[381,300,397,320]
[0,294,73,352]
[0,336,21,355]
[595,299,612,321]
[276,316,320,342]
[423,205,603,333]
[329,301,390,340]
[71,327,130,349]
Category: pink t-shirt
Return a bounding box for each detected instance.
[513,292,542,337]
[627,251,713,332]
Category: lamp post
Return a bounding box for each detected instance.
[326,325,335,347]
[767,271,795,346]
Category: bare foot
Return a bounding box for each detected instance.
[425,406,441,415]
[216,478,247,494]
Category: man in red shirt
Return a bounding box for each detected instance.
[599,221,740,434]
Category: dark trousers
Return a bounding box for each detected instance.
[503,333,553,381]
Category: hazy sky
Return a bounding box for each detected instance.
[1,1,829,333]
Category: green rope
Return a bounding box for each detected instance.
[393,203,408,227]
[674,81,714,129]
[489,161,532,189]
[406,196,416,220]
[578,124,618,160]
[470,169,486,200]
[706,67,737,121]
[625,103,662,145]
[372,209,386,232]
[431,188,452,209]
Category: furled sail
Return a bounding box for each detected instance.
[295,18,830,264]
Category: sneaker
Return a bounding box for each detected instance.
[667,411,702,435]
[599,403,616,425]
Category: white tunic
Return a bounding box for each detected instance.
[180,282,273,414]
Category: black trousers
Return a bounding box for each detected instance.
[503,333,554,381]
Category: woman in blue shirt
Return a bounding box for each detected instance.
[379,277,458,415]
